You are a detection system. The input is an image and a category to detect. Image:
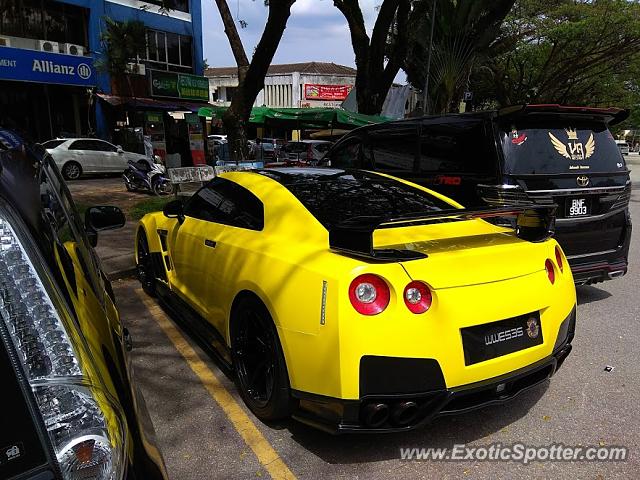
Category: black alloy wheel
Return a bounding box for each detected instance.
[231,297,291,421]
[136,230,155,296]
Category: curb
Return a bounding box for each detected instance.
[106,266,138,282]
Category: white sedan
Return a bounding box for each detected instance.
[42,138,149,180]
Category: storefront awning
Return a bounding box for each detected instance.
[197,106,389,129]
[97,94,210,112]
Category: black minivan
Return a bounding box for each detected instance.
[321,104,632,285]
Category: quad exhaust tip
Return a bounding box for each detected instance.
[362,401,421,428]
[362,402,389,428]
[390,401,419,427]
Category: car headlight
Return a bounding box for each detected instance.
[0,214,126,480]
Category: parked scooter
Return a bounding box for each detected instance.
[122,157,175,195]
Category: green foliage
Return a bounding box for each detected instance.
[404,0,515,113]
[96,18,147,76]
[472,0,640,118]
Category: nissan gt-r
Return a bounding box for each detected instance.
[135,168,576,433]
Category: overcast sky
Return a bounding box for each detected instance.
[201,0,406,82]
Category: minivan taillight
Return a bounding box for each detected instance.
[349,274,390,315]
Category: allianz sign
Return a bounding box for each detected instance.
[31,60,92,80]
[0,46,95,87]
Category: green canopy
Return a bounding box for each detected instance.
[197,106,389,129]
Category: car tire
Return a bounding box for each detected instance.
[231,296,292,421]
[62,162,82,180]
[136,229,156,296]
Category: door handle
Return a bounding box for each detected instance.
[204,239,217,248]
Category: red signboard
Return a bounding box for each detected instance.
[304,84,352,101]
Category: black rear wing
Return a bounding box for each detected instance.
[329,205,557,262]
[497,104,630,126]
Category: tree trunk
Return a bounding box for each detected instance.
[215,0,294,161]
[336,0,411,116]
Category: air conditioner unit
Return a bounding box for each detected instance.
[0,36,11,48]
[63,43,84,56]
[38,40,59,53]
[126,63,146,75]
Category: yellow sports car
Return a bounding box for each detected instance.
[136,168,576,433]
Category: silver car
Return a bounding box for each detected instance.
[42,138,148,180]
[281,140,333,165]
[615,139,630,156]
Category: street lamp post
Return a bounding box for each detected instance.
[421,0,437,116]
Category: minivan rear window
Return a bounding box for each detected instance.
[499,120,625,175]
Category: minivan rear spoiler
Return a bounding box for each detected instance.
[498,104,629,126]
[329,205,557,262]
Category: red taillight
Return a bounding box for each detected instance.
[403,281,432,314]
[555,246,564,273]
[348,274,390,315]
[545,259,555,284]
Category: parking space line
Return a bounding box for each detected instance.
[135,289,297,480]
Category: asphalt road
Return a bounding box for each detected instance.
[109,187,640,480]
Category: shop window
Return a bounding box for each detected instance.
[0,0,22,37]
[0,0,87,47]
[180,35,193,67]
[144,28,193,73]
[22,0,43,39]
[146,0,189,14]
[146,30,159,62]
[166,33,180,65]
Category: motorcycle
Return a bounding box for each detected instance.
[122,157,175,196]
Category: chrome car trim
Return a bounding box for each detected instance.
[567,249,618,260]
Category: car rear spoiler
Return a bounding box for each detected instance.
[329,205,557,262]
[497,104,630,126]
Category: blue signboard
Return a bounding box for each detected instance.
[0,46,95,87]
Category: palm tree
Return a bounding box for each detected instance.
[96,18,147,98]
[404,0,515,114]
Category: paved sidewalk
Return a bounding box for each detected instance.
[95,221,138,280]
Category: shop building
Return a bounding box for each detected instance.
[0,0,208,166]
[205,62,356,109]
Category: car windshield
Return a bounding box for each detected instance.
[283,143,307,153]
[41,140,65,149]
[499,119,625,175]
[259,169,452,229]
[313,143,332,152]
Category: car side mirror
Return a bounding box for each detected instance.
[86,206,126,231]
[117,146,124,154]
[163,200,184,224]
[85,206,126,247]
